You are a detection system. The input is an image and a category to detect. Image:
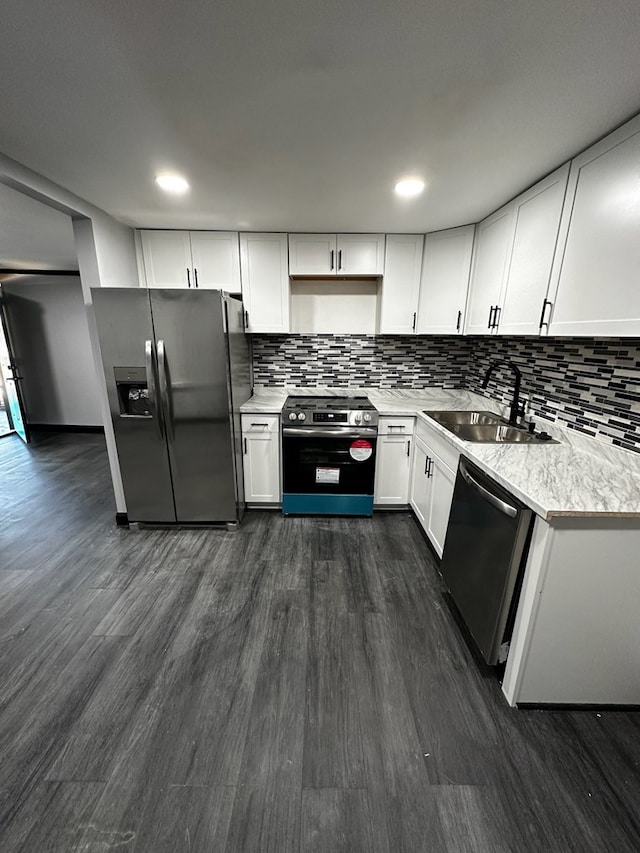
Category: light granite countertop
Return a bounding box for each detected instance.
[241,386,640,520]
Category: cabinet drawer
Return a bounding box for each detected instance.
[415,417,459,472]
[377,417,415,435]
[241,414,280,434]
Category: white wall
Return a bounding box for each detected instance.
[2,276,102,426]
[0,150,135,511]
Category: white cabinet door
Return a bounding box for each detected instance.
[464,206,514,335]
[337,234,385,275]
[416,226,474,334]
[242,416,280,503]
[288,234,385,276]
[374,419,414,505]
[288,234,336,276]
[190,232,241,291]
[379,234,424,334]
[240,233,290,333]
[548,114,640,336]
[425,457,456,558]
[497,164,569,336]
[409,437,430,528]
[140,230,193,288]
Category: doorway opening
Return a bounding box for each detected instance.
[0,316,17,437]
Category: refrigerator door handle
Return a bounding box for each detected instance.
[145,339,164,439]
[157,339,174,439]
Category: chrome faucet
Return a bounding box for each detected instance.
[481,360,525,426]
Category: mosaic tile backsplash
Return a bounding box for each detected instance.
[252,334,640,453]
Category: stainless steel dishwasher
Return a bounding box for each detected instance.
[440,456,534,665]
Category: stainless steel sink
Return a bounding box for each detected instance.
[424,411,560,444]
[426,410,508,427]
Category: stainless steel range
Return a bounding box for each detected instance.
[281,396,379,516]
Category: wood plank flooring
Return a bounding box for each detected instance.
[1,430,640,851]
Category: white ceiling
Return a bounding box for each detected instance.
[1,0,640,243]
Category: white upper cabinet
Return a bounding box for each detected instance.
[288,234,385,276]
[288,234,336,275]
[416,226,474,334]
[498,164,569,336]
[139,230,241,291]
[189,232,241,291]
[547,115,640,337]
[240,233,289,333]
[379,234,424,334]
[464,206,514,335]
[464,164,569,337]
[140,230,193,288]
[338,234,385,275]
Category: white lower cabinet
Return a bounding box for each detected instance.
[410,419,459,557]
[241,415,281,504]
[374,417,414,506]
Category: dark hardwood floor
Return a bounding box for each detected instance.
[1,430,640,851]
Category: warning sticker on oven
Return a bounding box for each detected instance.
[316,467,340,484]
[349,439,373,461]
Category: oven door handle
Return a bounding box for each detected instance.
[282,426,378,438]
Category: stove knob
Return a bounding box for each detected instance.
[363,413,371,423]
[354,413,362,425]
[288,412,298,421]
[298,412,306,421]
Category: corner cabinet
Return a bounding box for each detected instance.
[547,114,640,337]
[241,414,281,505]
[240,233,289,333]
[464,164,569,336]
[497,164,569,336]
[416,226,474,334]
[138,230,241,290]
[288,234,385,276]
[409,418,459,557]
[378,235,424,334]
[374,417,414,506]
[464,206,514,335]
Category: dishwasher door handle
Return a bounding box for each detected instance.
[459,460,517,518]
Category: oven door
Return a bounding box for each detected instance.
[282,426,377,516]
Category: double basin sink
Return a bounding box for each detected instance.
[425,410,559,444]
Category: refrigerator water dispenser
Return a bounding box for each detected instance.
[114,366,151,417]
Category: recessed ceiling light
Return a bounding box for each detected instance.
[155,174,190,194]
[394,178,425,197]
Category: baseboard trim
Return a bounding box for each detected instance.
[517,702,640,711]
[29,424,105,434]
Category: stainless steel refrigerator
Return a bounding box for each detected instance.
[92,288,251,524]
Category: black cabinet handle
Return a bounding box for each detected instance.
[186,268,191,288]
[406,440,411,457]
[427,457,433,478]
[456,310,462,332]
[493,306,501,329]
[539,298,552,329]
[194,268,199,288]
[338,249,342,270]
[412,312,417,332]
[330,250,335,270]
[244,310,249,329]
[424,455,429,475]
[487,306,494,329]
[243,437,247,454]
